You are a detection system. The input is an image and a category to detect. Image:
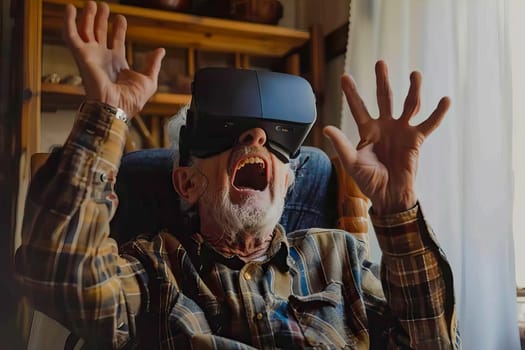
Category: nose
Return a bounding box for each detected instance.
[238,128,267,148]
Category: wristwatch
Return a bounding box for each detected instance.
[79,100,129,125]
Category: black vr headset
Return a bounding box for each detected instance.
[179,67,316,166]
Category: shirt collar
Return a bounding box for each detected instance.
[192,225,290,272]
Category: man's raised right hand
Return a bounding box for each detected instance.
[63,1,165,118]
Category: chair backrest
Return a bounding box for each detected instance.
[109,146,338,244]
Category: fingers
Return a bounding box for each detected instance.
[323,126,358,174]
[78,1,96,42]
[400,71,421,122]
[341,74,371,127]
[417,96,451,136]
[63,4,81,48]
[109,14,127,52]
[141,48,166,83]
[375,60,393,119]
[64,2,110,47]
[94,2,110,46]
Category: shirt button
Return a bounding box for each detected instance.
[243,272,251,280]
[256,312,264,320]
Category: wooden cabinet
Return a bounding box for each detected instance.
[21,0,322,164]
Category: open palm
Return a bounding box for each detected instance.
[63,1,165,117]
[324,61,450,214]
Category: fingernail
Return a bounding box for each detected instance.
[356,139,371,150]
[348,75,357,89]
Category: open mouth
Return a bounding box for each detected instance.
[232,156,268,191]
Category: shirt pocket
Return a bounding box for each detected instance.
[288,282,356,349]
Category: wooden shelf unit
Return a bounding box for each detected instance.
[22,0,321,163]
[42,0,310,57]
[41,83,192,115]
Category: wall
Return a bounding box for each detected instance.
[297,0,351,150]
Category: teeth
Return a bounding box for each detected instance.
[236,157,265,171]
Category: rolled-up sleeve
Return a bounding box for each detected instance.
[15,103,144,348]
[371,204,460,349]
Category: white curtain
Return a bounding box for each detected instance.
[342,0,519,349]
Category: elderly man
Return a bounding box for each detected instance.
[16,1,459,349]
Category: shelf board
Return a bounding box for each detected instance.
[42,83,190,115]
[42,0,310,57]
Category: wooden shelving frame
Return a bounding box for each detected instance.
[22,0,315,158]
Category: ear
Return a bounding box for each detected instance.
[172,167,206,205]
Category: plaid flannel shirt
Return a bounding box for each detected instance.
[16,102,460,349]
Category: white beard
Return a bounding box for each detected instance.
[201,187,285,246]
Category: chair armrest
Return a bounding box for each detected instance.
[331,157,371,253]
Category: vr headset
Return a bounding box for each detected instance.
[179,67,316,166]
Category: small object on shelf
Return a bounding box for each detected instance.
[120,0,191,12]
[42,73,61,84]
[188,0,283,23]
[60,75,82,86]
[230,0,283,24]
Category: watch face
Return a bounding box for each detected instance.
[80,101,129,125]
[114,108,129,124]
